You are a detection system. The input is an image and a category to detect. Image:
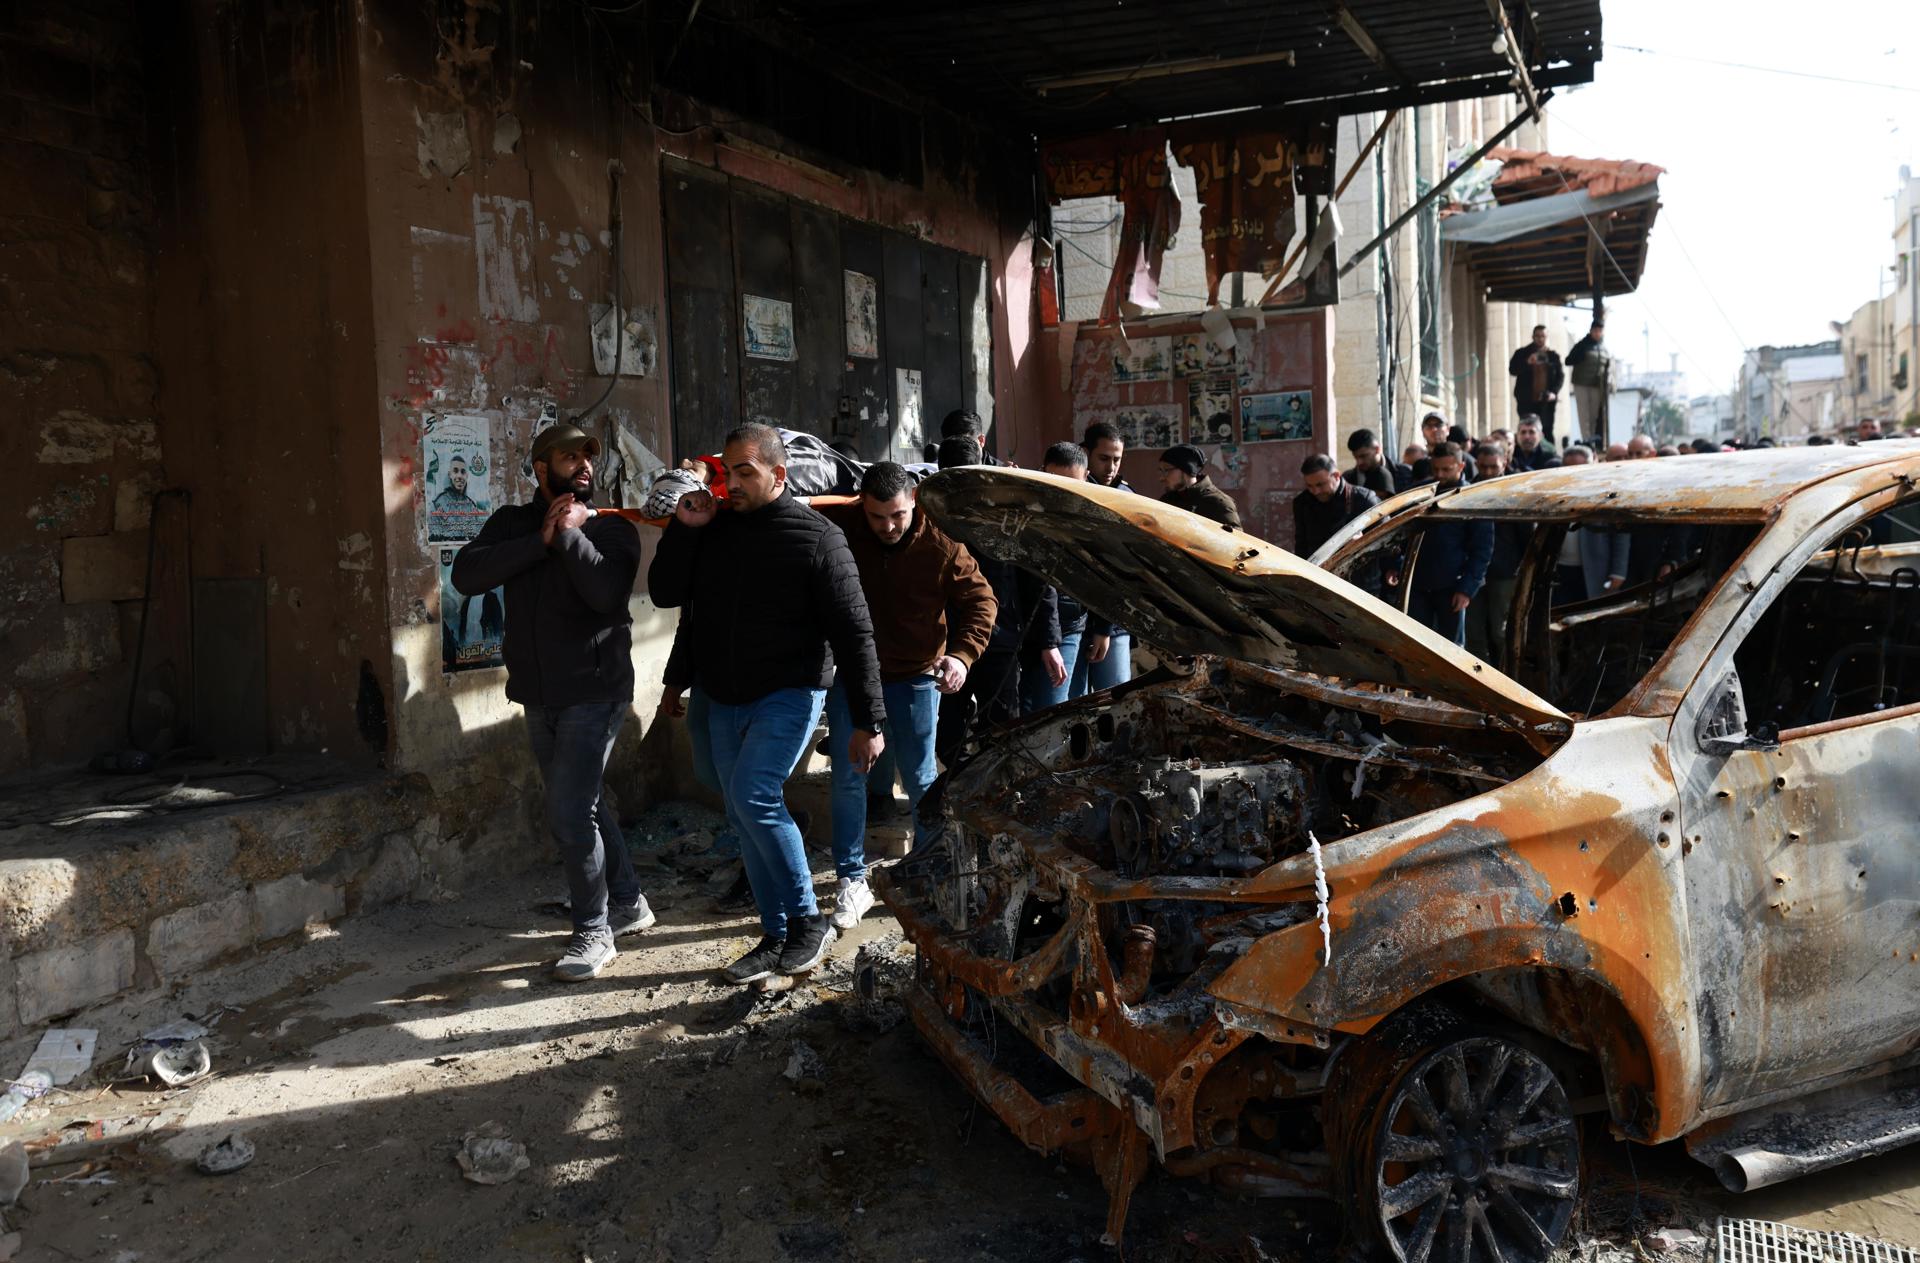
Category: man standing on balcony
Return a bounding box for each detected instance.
[1509,324,1566,443]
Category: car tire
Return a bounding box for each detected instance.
[1328,1006,1582,1263]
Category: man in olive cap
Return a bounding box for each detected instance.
[1156,443,1241,528]
[452,422,652,982]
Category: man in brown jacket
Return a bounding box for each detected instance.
[1158,443,1242,529]
[817,461,997,927]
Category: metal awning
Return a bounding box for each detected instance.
[736,1,1603,137]
[1441,148,1662,303]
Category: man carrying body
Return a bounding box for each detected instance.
[1392,442,1491,646]
[451,424,651,982]
[1509,416,1562,472]
[816,463,995,929]
[1157,443,1241,528]
[649,423,887,984]
[1292,453,1381,559]
[932,437,1059,760]
[1346,428,1411,499]
[1509,324,1565,442]
[1072,423,1135,699]
[1566,320,1610,445]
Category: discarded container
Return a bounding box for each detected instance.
[144,1041,212,1087]
[195,1132,255,1175]
[455,1122,528,1185]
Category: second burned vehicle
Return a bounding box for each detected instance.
[880,448,1920,1262]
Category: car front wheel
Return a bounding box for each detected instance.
[1336,1020,1582,1263]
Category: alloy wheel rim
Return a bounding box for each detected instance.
[1371,1036,1580,1263]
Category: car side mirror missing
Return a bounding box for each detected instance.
[1696,671,1781,756]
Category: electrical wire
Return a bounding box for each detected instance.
[1613,44,1920,96]
[1547,112,1751,360]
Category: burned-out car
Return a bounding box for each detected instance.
[880,446,1920,1261]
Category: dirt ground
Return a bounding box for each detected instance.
[5,790,1919,1263]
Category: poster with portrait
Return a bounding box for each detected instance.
[439,545,504,673]
[743,294,796,361]
[1110,336,1171,384]
[1112,406,1179,450]
[1172,332,1236,377]
[424,413,492,542]
[844,271,878,359]
[1239,390,1314,442]
[1186,375,1238,444]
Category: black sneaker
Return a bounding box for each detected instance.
[721,936,785,985]
[778,914,837,975]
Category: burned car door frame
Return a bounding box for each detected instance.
[1672,480,1920,1114]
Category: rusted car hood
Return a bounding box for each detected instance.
[918,467,1569,740]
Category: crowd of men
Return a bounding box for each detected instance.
[456,370,1909,986]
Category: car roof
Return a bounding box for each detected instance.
[1431,440,1920,522]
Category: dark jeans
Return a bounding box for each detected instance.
[827,675,940,880]
[524,700,640,933]
[937,647,1020,764]
[1408,587,1467,646]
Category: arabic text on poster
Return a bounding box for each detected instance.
[424,413,493,542]
[439,545,504,673]
[743,294,797,362]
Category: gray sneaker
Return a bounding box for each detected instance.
[553,928,616,982]
[609,897,656,936]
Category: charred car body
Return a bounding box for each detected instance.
[880,447,1920,1260]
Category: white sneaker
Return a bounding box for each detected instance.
[830,877,875,930]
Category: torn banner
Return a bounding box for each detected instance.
[1171,117,1335,305]
[1042,128,1181,323]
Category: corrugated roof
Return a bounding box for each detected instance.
[1485,148,1665,200]
[1443,144,1663,303]
[756,1,1604,136]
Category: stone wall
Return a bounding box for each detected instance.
[0,0,164,773]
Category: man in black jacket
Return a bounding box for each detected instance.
[649,423,886,984]
[1509,324,1565,442]
[451,423,651,983]
[1346,428,1411,499]
[1510,415,1563,472]
[1293,453,1381,559]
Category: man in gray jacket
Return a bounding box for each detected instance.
[452,423,651,982]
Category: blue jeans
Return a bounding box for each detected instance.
[1020,629,1083,715]
[1408,588,1467,646]
[826,675,939,881]
[706,688,825,939]
[683,688,741,858]
[1069,630,1131,699]
[524,700,640,933]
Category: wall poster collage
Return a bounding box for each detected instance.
[423,412,505,674]
[1092,324,1314,449]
